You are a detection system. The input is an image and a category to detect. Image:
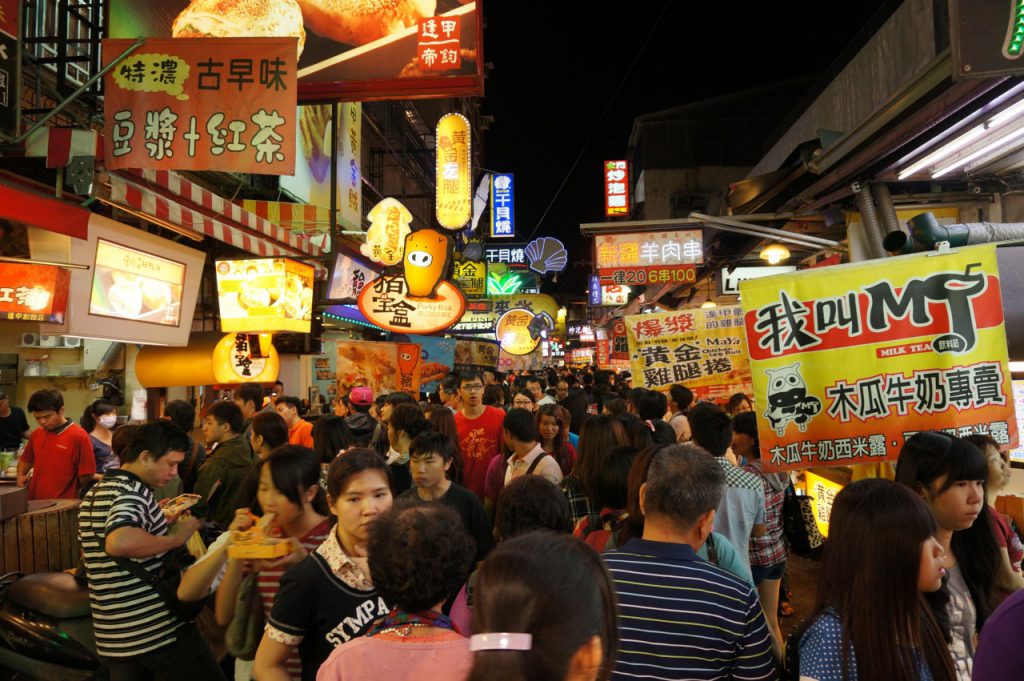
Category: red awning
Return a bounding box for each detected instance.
[0,183,90,239]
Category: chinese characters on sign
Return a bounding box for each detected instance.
[327,254,375,300]
[102,38,296,173]
[435,113,472,230]
[604,160,629,217]
[741,245,1018,472]
[453,260,487,297]
[0,0,19,140]
[594,229,703,285]
[601,284,631,306]
[484,243,528,269]
[490,173,515,238]
[362,198,413,266]
[212,333,280,384]
[358,275,466,334]
[417,16,462,71]
[0,263,69,323]
[626,306,754,402]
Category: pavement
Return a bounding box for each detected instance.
[780,550,823,641]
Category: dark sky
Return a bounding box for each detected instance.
[480,0,893,278]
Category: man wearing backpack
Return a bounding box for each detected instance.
[502,408,562,487]
[78,421,225,680]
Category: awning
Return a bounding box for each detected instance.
[106,170,326,259]
[0,183,90,239]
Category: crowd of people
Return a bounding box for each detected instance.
[1,365,1023,681]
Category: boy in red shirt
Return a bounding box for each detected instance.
[17,389,96,499]
[454,371,506,499]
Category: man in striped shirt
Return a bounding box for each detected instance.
[603,444,777,681]
[78,421,225,680]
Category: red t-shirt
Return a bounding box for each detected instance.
[456,406,506,499]
[21,420,96,500]
[288,419,314,448]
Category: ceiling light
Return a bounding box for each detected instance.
[760,243,790,265]
[700,300,717,309]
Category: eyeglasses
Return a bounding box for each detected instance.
[461,384,484,391]
[512,400,534,408]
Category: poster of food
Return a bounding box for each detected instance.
[216,257,314,333]
[107,0,483,101]
[311,340,337,399]
[336,340,422,397]
[453,338,499,371]
[625,305,753,403]
[741,245,1018,472]
[499,347,545,372]
[90,238,186,326]
[393,334,456,393]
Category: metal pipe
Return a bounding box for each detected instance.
[93,342,125,379]
[852,183,885,258]
[12,38,146,145]
[884,211,1024,253]
[689,212,844,250]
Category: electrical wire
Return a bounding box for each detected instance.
[524,0,672,242]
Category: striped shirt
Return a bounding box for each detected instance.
[78,469,184,657]
[603,538,777,681]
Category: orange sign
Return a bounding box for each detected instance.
[0,263,70,323]
[103,37,297,174]
[396,343,423,395]
[604,160,629,217]
[358,275,465,335]
[435,113,472,230]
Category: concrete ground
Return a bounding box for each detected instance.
[780,550,823,641]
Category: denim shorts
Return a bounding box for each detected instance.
[750,560,786,585]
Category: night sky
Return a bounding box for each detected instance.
[480,0,893,282]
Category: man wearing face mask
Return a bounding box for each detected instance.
[17,389,96,500]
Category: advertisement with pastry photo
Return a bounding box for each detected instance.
[107,0,482,100]
[335,340,400,395]
[215,257,315,333]
[90,239,186,327]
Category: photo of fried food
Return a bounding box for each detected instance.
[419,361,449,384]
[172,0,307,57]
[296,0,435,46]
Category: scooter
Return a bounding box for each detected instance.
[0,571,102,680]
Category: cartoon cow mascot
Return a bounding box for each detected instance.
[763,362,822,436]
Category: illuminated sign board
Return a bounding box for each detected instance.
[453,260,487,297]
[490,173,515,238]
[496,308,543,356]
[484,243,528,269]
[803,471,844,538]
[327,253,376,301]
[589,275,602,306]
[362,198,413,266]
[0,263,70,323]
[436,112,472,230]
[358,275,465,335]
[525,237,568,275]
[451,294,559,334]
[718,265,797,297]
[487,265,537,296]
[92,239,186,327]
[213,333,280,384]
[601,284,631,306]
[594,229,703,285]
[604,160,629,217]
[215,257,314,333]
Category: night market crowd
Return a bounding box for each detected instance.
[2,367,1024,681]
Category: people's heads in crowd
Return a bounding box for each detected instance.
[503,408,540,448]
[538,404,574,474]
[325,448,394,547]
[575,415,630,497]
[370,394,388,422]
[255,444,329,520]
[617,413,654,452]
[556,379,570,403]
[483,383,507,407]
[468,532,618,681]
[271,380,285,397]
[250,411,289,458]
[635,389,667,422]
[641,444,725,546]
[234,383,265,420]
[590,446,637,511]
[457,371,486,410]
[164,399,196,435]
[311,415,354,465]
[347,386,374,414]
[602,396,627,417]
[668,384,693,415]
[424,406,462,483]
[482,369,498,386]
[512,390,538,412]
[119,421,190,488]
[496,475,572,540]
[386,402,430,447]
[687,402,733,457]
[368,504,474,612]
[409,431,456,490]
[808,478,955,681]
[627,387,647,415]
[379,392,416,425]
[202,400,244,445]
[82,399,117,432]
[964,433,1011,494]
[525,376,546,402]
[731,412,760,462]
[274,395,305,427]
[725,392,753,416]
[111,424,141,462]
[27,388,66,430]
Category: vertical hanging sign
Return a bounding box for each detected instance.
[490,173,515,238]
[435,112,472,230]
[604,160,629,218]
[0,0,19,140]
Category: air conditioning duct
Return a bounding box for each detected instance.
[884,212,1024,254]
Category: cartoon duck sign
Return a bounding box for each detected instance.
[358,228,467,334]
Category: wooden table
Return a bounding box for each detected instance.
[0,499,80,574]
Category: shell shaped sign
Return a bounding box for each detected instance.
[435,113,472,230]
[362,198,413,266]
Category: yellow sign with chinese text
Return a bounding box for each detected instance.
[435,113,472,230]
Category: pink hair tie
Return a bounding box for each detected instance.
[645,419,655,432]
[470,633,533,652]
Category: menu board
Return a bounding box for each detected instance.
[216,258,315,333]
[90,239,185,326]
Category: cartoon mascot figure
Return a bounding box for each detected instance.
[763,362,822,436]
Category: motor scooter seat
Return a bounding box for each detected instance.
[7,572,92,619]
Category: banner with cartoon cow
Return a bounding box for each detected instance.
[740,244,1017,472]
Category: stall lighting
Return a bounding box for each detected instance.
[700,300,717,309]
[932,117,1024,177]
[322,311,386,331]
[760,244,790,265]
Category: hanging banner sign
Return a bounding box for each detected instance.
[490,173,515,238]
[358,275,465,335]
[604,160,629,217]
[741,245,1018,472]
[0,0,19,141]
[435,112,472,230]
[594,229,703,285]
[496,308,547,355]
[601,284,631,306]
[626,305,754,402]
[453,260,487,297]
[0,263,70,323]
[396,342,423,395]
[362,198,413,266]
[454,338,500,370]
[102,37,297,173]
[393,334,456,393]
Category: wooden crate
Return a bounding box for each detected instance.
[0,500,79,574]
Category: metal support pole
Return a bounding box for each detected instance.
[11,37,146,145]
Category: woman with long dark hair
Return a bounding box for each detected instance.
[312,415,354,465]
[895,431,1001,680]
[798,478,955,681]
[537,404,577,476]
[467,532,618,681]
[559,415,629,527]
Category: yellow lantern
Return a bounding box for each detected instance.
[435,113,472,230]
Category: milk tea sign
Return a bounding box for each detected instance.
[741,245,1017,472]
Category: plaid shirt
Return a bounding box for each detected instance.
[561,475,598,529]
[743,462,788,567]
